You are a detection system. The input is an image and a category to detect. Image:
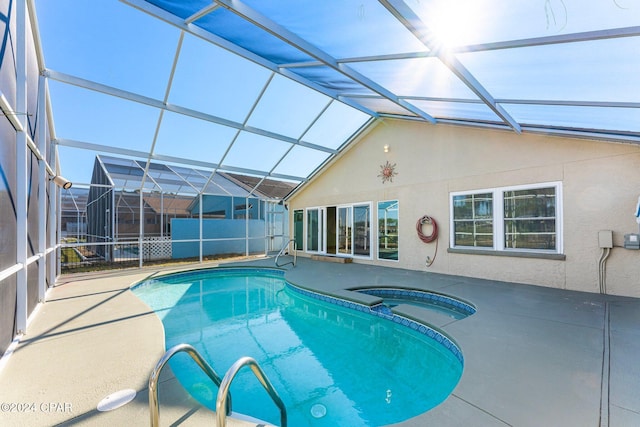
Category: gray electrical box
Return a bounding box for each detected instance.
[624,233,640,249]
[598,230,613,249]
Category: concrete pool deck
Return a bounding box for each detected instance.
[0,256,639,426]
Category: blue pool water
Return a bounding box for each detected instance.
[133,268,463,426]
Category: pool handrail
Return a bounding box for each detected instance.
[216,356,288,427]
[275,238,297,268]
[149,343,231,427]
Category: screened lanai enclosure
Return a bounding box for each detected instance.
[60,155,294,271]
[1,0,639,356]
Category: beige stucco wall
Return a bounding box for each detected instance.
[288,119,640,298]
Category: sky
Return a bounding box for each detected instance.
[33,0,370,187]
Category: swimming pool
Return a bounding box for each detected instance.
[133,268,464,426]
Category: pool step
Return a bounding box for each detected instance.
[311,254,352,263]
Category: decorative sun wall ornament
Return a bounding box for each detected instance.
[378,160,397,183]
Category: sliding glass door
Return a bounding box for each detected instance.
[304,204,370,258]
[353,204,371,257]
[306,208,324,253]
[293,210,303,251]
[337,206,352,255]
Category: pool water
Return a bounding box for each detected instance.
[133,268,463,426]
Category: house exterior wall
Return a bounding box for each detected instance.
[287,119,640,297]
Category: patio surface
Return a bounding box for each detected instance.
[0,256,638,426]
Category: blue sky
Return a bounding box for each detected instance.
[34,0,370,186]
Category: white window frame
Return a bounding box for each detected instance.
[450,181,563,254]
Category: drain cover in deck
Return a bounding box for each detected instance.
[97,389,137,412]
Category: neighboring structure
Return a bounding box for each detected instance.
[60,187,89,239]
[80,155,294,263]
[286,119,640,298]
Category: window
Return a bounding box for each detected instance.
[504,187,557,250]
[378,200,398,261]
[451,182,562,253]
[452,192,493,248]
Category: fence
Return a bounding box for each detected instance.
[60,234,285,273]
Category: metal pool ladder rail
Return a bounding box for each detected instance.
[149,344,287,427]
[216,356,287,427]
[149,343,229,426]
[275,238,297,268]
